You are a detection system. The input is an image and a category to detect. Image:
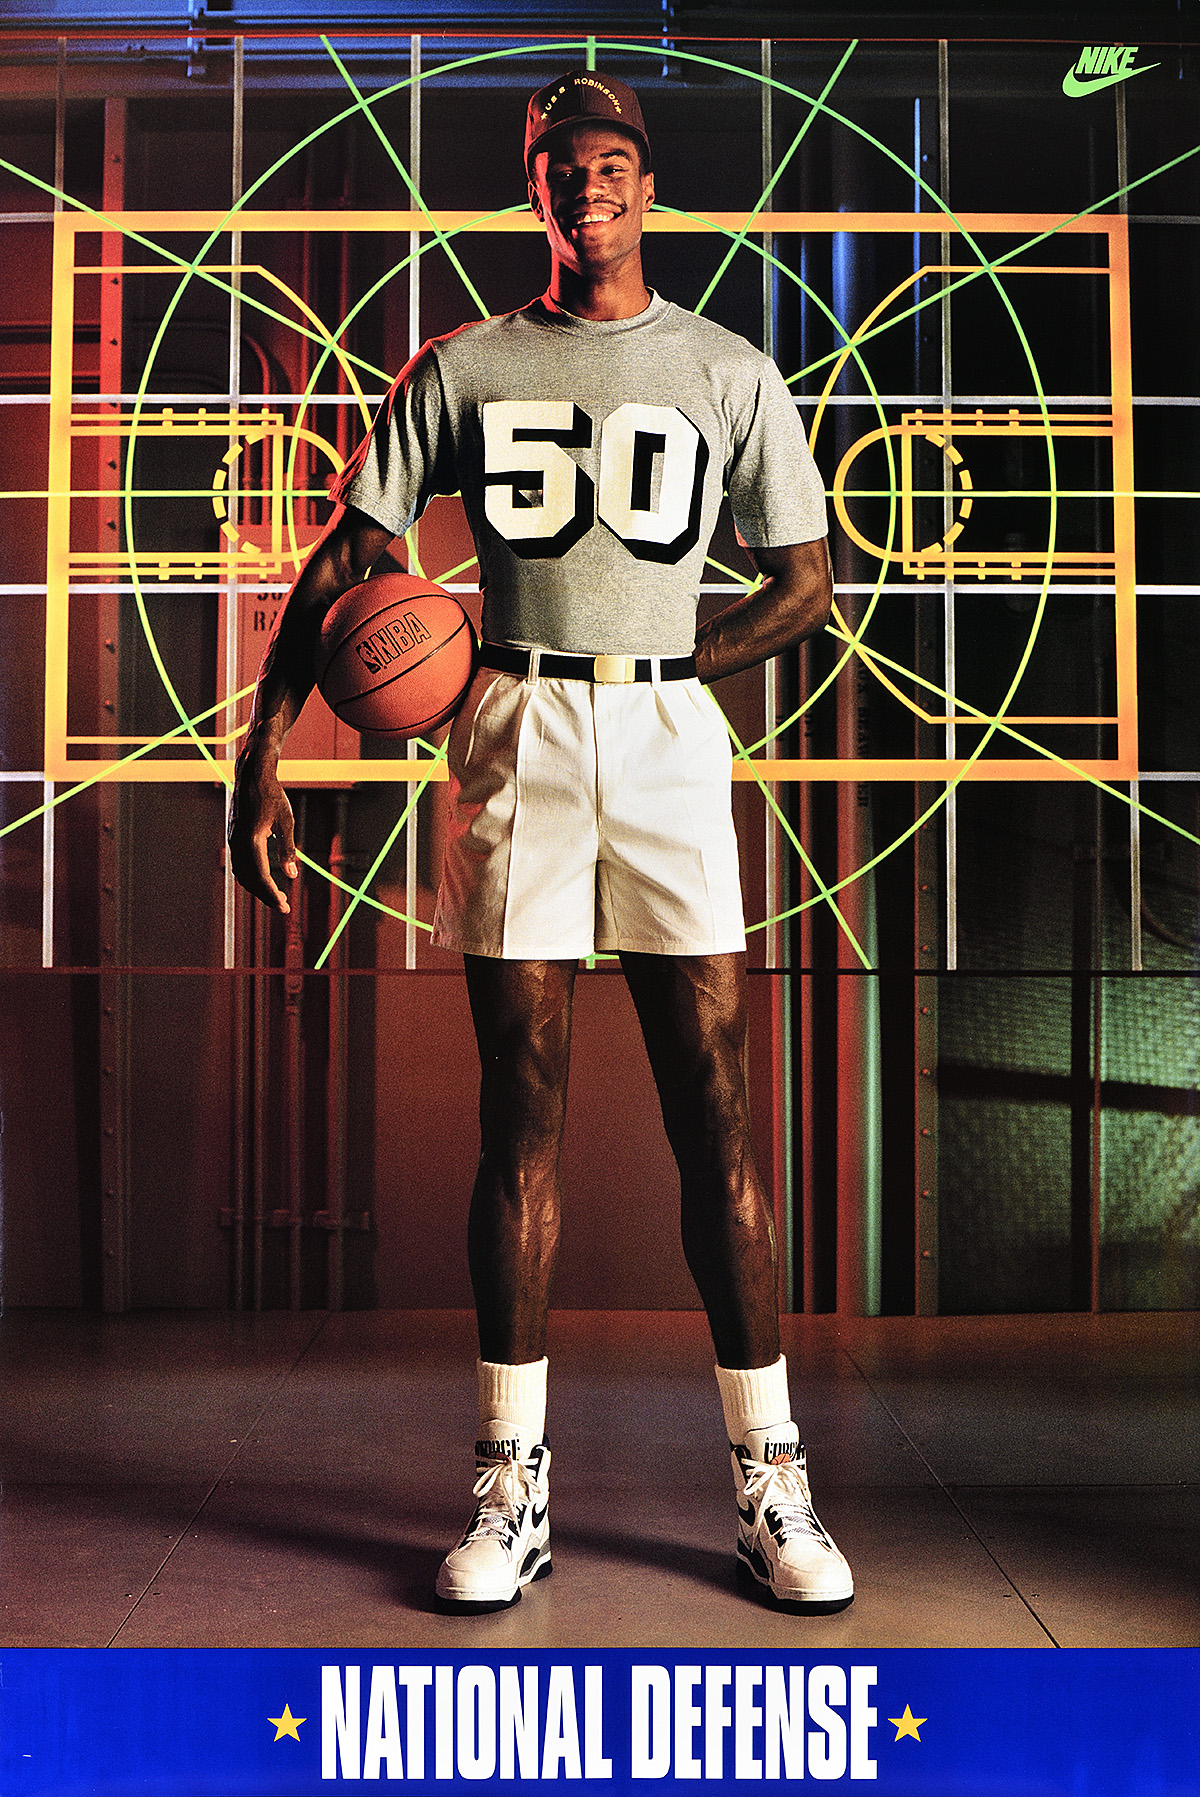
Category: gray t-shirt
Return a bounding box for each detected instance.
[333,290,827,658]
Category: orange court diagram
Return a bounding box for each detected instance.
[42,205,1137,786]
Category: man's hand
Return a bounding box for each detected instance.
[228,725,298,914]
[227,504,394,912]
[694,537,833,683]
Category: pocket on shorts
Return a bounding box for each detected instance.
[446,668,508,780]
[657,678,735,775]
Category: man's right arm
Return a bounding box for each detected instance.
[228,503,395,913]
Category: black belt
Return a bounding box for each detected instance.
[479,643,697,684]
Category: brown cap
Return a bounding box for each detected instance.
[524,71,651,177]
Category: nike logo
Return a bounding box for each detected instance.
[1062,46,1159,98]
[530,1501,549,1528]
[737,1499,756,1526]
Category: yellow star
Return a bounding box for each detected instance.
[889,1704,926,1742]
[268,1704,305,1743]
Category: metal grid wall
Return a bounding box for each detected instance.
[1,29,1197,1314]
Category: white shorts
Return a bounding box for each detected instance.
[431,662,746,960]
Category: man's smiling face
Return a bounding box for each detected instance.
[529,123,655,277]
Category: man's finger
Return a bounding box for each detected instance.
[255,831,292,913]
[275,814,299,882]
[229,828,291,914]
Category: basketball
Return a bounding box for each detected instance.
[316,571,477,737]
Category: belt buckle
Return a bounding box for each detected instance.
[593,654,636,684]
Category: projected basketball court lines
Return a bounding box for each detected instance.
[2,33,1197,968]
[38,207,1138,792]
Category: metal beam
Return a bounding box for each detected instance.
[98,96,130,1312]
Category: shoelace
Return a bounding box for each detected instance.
[741,1455,830,1547]
[462,1457,530,1544]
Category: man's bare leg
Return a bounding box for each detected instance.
[619,949,779,1369]
[463,953,577,1365]
[436,955,575,1611]
[620,947,853,1612]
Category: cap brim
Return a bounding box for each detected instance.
[526,117,650,177]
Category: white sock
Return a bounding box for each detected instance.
[715,1354,792,1445]
[478,1356,548,1448]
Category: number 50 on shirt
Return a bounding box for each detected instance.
[482,399,709,565]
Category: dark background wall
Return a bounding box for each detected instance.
[1,5,1197,1316]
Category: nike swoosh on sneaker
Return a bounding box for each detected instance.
[737,1498,756,1527]
[530,1500,549,1528]
[1062,61,1158,97]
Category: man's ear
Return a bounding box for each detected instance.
[641,172,655,213]
[529,177,545,220]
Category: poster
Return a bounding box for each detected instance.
[0,12,1196,1795]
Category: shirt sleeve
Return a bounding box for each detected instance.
[329,342,458,536]
[724,353,828,548]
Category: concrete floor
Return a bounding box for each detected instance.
[0,1308,1195,1649]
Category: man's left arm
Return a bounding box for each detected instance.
[693,537,832,684]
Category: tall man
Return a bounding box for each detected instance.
[228,72,852,1615]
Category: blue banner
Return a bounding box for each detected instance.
[1,1648,1196,1796]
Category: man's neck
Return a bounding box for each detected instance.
[547,258,653,322]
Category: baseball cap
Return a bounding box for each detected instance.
[524,71,651,176]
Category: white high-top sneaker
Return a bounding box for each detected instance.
[731,1422,854,1612]
[435,1421,551,1610]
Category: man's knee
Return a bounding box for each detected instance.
[664,995,750,1121]
[479,1035,570,1159]
[467,955,575,1156]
